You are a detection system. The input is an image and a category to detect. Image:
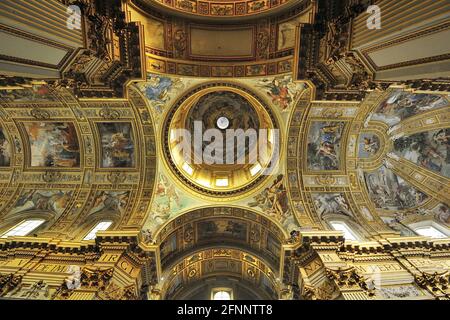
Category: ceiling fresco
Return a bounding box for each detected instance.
[0,77,448,243]
[135,72,307,236]
[1,0,450,302]
[287,86,450,235]
[0,73,448,247]
[0,84,157,240]
[132,0,299,20]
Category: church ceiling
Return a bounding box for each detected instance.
[0,0,450,302]
[132,0,301,21]
[124,0,314,79]
[0,84,157,239]
[0,76,448,243]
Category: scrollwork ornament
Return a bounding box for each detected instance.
[107,172,126,186]
[30,108,50,120]
[0,273,22,297]
[99,106,121,120]
[302,285,318,300]
[42,171,63,183]
[321,109,344,118]
[184,225,194,243]
[415,271,450,299]
[316,175,337,185]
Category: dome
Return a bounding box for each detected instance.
[162,83,279,197]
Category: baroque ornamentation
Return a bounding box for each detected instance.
[326,267,375,297]
[0,273,23,297]
[414,272,450,298]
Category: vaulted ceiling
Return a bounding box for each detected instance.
[0,0,449,301]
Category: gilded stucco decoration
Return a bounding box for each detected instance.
[287,85,450,236]
[0,84,157,239]
[0,0,450,302]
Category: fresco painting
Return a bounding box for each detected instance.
[98,123,135,168]
[364,165,428,211]
[24,122,80,168]
[393,128,450,178]
[10,190,72,216]
[254,75,306,111]
[143,173,196,235]
[0,126,11,166]
[197,219,247,242]
[137,74,187,114]
[307,122,345,171]
[370,91,449,126]
[89,191,130,215]
[248,174,299,232]
[0,84,55,102]
[358,133,380,158]
[430,203,450,226]
[311,193,354,219]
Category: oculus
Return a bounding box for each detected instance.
[216,116,230,130]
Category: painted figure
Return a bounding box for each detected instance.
[308,122,345,170]
[371,91,449,126]
[10,190,72,215]
[25,122,80,168]
[0,127,11,166]
[365,166,428,210]
[393,128,450,178]
[98,123,134,168]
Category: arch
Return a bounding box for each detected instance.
[161,247,280,300]
[153,206,288,275]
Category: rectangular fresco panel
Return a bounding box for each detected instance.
[24,122,80,168]
[98,123,135,168]
[0,126,11,166]
[364,165,428,211]
[307,121,345,171]
[197,219,247,242]
[393,128,450,178]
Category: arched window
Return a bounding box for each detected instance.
[83,221,112,240]
[1,219,45,238]
[212,288,233,300]
[410,222,449,239]
[329,221,358,241]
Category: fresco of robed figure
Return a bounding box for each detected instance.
[0,126,11,166]
[393,128,450,178]
[370,91,449,126]
[98,123,135,168]
[364,165,428,211]
[24,122,80,168]
[307,121,345,171]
